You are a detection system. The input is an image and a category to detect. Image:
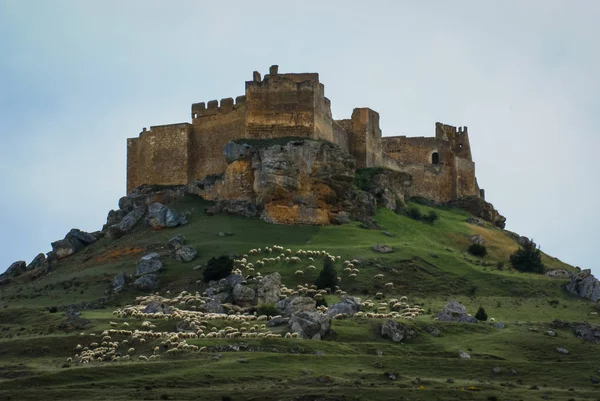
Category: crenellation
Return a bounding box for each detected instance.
[127,65,484,203]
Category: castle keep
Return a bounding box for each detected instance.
[127,65,483,203]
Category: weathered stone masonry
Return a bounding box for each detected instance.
[127,65,483,204]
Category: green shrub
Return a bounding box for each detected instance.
[468,244,487,257]
[510,239,545,274]
[315,297,328,308]
[406,206,423,221]
[422,210,439,224]
[496,261,504,270]
[316,257,338,291]
[202,255,234,283]
[475,306,488,321]
[257,303,279,317]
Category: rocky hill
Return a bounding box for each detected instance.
[1,138,599,401]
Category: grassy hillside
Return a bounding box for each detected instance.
[0,196,598,401]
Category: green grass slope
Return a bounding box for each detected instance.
[0,196,598,401]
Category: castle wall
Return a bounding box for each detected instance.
[245,75,316,139]
[126,123,192,193]
[351,108,383,168]
[189,97,247,180]
[332,121,351,154]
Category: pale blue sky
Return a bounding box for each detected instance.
[1,0,598,275]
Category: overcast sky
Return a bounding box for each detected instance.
[1,0,598,276]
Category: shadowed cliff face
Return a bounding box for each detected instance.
[192,139,376,225]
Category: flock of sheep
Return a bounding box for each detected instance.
[65,245,424,365]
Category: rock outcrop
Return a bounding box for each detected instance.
[192,139,377,225]
[357,168,412,211]
[50,229,98,260]
[327,295,361,317]
[436,301,478,323]
[135,253,163,277]
[4,261,26,277]
[289,311,331,340]
[256,272,281,304]
[448,196,506,229]
[380,319,415,342]
[565,269,600,302]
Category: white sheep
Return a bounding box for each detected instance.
[294,270,304,276]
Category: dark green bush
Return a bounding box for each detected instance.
[316,257,338,291]
[510,239,545,274]
[315,297,328,308]
[257,303,279,317]
[475,306,488,321]
[406,206,423,220]
[202,255,234,283]
[422,210,439,224]
[468,243,487,257]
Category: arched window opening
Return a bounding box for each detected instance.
[432,152,440,165]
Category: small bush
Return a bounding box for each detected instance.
[475,306,488,321]
[315,297,328,308]
[315,258,338,291]
[468,244,487,257]
[48,306,58,313]
[422,210,439,224]
[257,303,278,317]
[496,261,504,270]
[547,299,560,307]
[510,239,545,274]
[406,206,423,220]
[202,255,234,283]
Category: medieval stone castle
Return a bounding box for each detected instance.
[127,65,484,204]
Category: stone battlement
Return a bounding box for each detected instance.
[127,65,483,204]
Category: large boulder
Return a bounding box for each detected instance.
[281,297,316,317]
[174,246,198,262]
[5,261,26,277]
[448,196,506,229]
[380,319,415,342]
[191,139,378,225]
[147,202,186,229]
[573,323,600,344]
[26,253,46,271]
[565,269,600,302]
[112,272,126,293]
[289,311,332,340]
[106,206,145,239]
[327,295,361,317]
[232,284,256,306]
[65,229,97,246]
[436,301,478,323]
[257,272,281,304]
[357,169,412,211]
[51,237,84,259]
[372,244,393,254]
[135,253,163,277]
[142,301,173,314]
[133,274,159,290]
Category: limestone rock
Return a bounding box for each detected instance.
[135,253,163,277]
[168,234,186,250]
[380,319,414,342]
[66,229,97,246]
[426,326,441,337]
[112,272,126,293]
[200,300,224,314]
[327,295,361,317]
[142,301,172,314]
[436,301,478,323]
[174,246,198,262]
[465,217,485,227]
[232,284,256,306]
[517,236,531,247]
[289,311,331,340]
[565,269,600,302]
[257,272,281,304]
[147,202,186,229]
[133,274,159,290]
[282,297,316,317]
[448,196,506,229]
[5,261,26,277]
[193,139,377,225]
[371,244,393,254]
[358,169,412,211]
[458,350,471,359]
[107,206,145,239]
[573,323,600,344]
[26,253,46,271]
[51,237,84,260]
[546,269,570,279]
[556,347,569,354]
[470,235,484,245]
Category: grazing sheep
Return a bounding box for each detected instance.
[374,274,384,280]
[384,282,394,288]
[348,274,357,279]
[138,355,148,361]
[294,270,304,276]
[109,321,118,327]
[307,265,316,271]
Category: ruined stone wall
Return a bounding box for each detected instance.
[313,93,335,144]
[189,97,247,180]
[332,121,351,154]
[382,136,452,166]
[126,123,192,193]
[351,108,383,168]
[455,157,478,198]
